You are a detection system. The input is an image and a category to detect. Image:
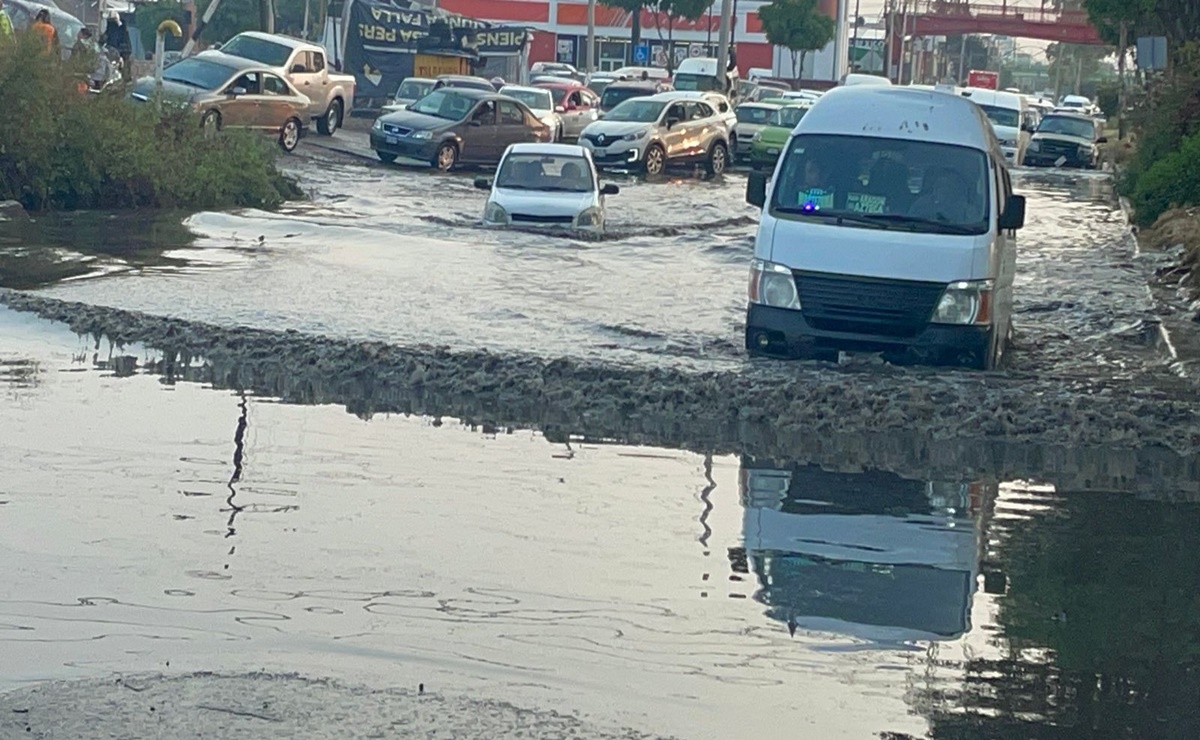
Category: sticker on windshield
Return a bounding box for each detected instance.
[799,188,834,209]
[846,192,886,214]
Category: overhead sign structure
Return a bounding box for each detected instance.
[1135,36,1168,70]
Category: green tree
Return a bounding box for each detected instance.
[600,0,649,64]
[757,0,835,82]
[648,0,709,73]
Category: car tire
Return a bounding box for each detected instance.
[317,99,342,136]
[556,125,564,142]
[432,142,458,171]
[278,118,302,153]
[377,151,398,164]
[200,109,221,135]
[704,140,728,176]
[642,144,665,177]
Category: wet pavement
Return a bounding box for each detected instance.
[3,308,1200,739]
[3,143,1200,738]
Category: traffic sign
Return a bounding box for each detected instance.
[633,43,650,64]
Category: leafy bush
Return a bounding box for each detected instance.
[1120,43,1200,197]
[0,33,300,211]
[1129,131,1200,227]
[1095,81,1119,119]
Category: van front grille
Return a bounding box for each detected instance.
[794,272,944,338]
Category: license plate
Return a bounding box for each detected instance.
[385,136,398,145]
[767,148,779,155]
[1055,155,1067,167]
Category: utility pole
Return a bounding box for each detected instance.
[885,0,894,82]
[851,0,860,71]
[586,0,596,73]
[715,0,734,91]
[957,34,966,84]
[1117,20,1127,139]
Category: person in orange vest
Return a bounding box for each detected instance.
[31,8,58,54]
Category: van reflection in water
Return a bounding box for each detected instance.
[737,457,995,643]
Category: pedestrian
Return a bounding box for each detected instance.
[101,10,130,71]
[71,26,94,59]
[31,8,58,54]
[0,0,14,45]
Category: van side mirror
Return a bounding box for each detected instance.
[747,171,768,208]
[999,194,1026,230]
[601,183,620,196]
[474,177,492,190]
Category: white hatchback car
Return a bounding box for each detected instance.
[475,143,620,232]
[499,85,564,140]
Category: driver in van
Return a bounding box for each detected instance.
[910,167,973,223]
[798,158,835,209]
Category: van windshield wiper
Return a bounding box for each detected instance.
[854,213,980,234]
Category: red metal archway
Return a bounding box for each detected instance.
[897,0,1105,45]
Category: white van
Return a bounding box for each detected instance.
[840,73,892,87]
[961,87,1033,165]
[673,57,741,100]
[744,86,1027,370]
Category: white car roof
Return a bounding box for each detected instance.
[500,85,553,96]
[504,143,591,157]
[798,86,997,151]
[646,91,726,103]
[737,101,783,109]
[962,87,1026,109]
[1061,94,1091,104]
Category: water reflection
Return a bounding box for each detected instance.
[737,458,992,644]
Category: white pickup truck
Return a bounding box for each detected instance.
[217,31,357,135]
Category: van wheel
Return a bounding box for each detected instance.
[642,144,665,176]
[433,142,458,171]
[317,99,342,136]
[705,141,728,176]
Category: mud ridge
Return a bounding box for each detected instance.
[4,290,1200,471]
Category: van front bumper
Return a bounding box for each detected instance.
[745,304,992,365]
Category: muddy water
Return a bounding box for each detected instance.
[4,308,1200,739]
[3,158,1174,381]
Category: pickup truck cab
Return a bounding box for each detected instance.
[218,32,356,136]
[744,85,1027,370]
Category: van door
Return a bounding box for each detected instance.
[990,157,1017,343]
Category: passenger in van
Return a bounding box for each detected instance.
[863,157,912,213]
[797,158,835,209]
[910,167,974,223]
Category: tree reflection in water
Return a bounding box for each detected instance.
[913,490,1200,739]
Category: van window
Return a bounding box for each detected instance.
[673,74,720,92]
[770,134,991,235]
[975,104,1020,128]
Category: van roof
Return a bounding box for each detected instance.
[676,57,732,76]
[796,86,997,152]
[961,87,1026,109]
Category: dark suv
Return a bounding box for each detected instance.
[599,80,672,115]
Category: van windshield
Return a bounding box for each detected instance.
[976,104,1020,128]
[673,73,719,92]
[770,134,991,236]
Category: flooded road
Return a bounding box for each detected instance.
[3,307,1200,739]
[0,151,1178,383]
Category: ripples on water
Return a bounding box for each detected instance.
[2,311,1199,738]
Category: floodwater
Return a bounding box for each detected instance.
[3,306,1200,739]
[0,156,1176,383]
[3,150,1200,737]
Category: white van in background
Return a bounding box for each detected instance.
[673,57,741,101]
[961,87,1033,166]
[744,86,1027,370]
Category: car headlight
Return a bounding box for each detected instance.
[411,130,433,140]
[372,119,383,131]
[483,202,509,225]
[748,259,800,310]
[752,131,763,142]
[931,280,993,326]
[619,130,648,142]
[998,139,1016,147]
[575,207,603,228]
[1028,141,1040,152]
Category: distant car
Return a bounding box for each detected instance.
[579,91,731,176]
[610,66,671,82]
[3,0,84,61]
[1057,94,1097,116]
[1022,112,1106,169]
[530,62,585,83]
[598,79,669,115]
[474,143,620,232]
[432,75,496,92]
[733,102,782,161]
[383,76,435,113]
[532,81,600,140]
[370,88,552,170]
[749,103,811,170]
[585,73,624,97]
[500,85,563,140]
[130,51,309,152]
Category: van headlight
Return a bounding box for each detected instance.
[931,280,993,325]
[752,131,763,142]
[1077,144,1093,157]
[483,202,510,225]
[748,259,800,310]
[575,207,603,229]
